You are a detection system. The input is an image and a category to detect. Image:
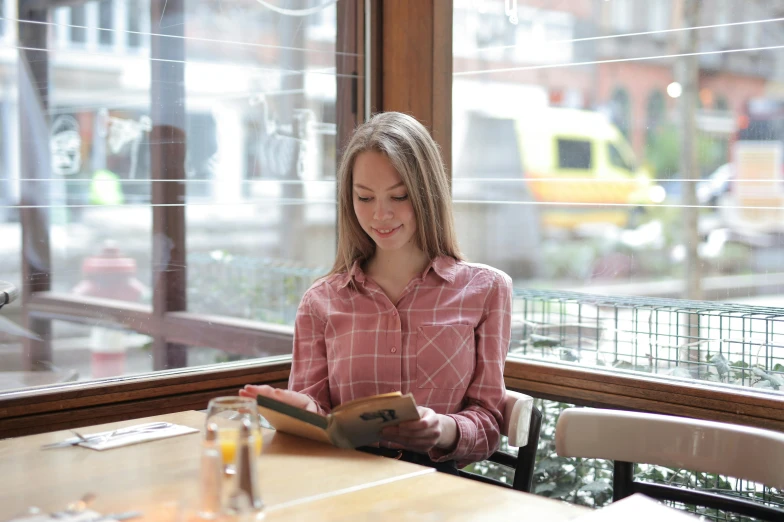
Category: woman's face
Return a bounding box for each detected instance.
[352,151,417,254]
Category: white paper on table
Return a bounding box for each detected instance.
[76,423,199,451]
[8,509,139,522]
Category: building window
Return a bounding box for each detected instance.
[715,0,730,47]
[646,90,666,139]
[127,0,141,48]
[649,0,669,34]
[70,5,87,44]
[611,87,632,140]
[98,0,114,46]
[610,0,632,32]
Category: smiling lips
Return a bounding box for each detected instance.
[372,225,401,238]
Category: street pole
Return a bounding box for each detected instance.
[679,0,702,301]
[279,0,307,263]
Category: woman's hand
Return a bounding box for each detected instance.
[239,385,318,413]
[380,407,457,453]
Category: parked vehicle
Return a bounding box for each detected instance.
[452,106,664,279]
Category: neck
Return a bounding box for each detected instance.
[366,244,429,283]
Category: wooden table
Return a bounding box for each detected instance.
[0,411,589,521]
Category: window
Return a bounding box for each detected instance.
[98,0,114,46]
[715,0,730,47]
[127,0,141,48]
[70,5,87,44]
[452,0,784,294]
[610,87,632,140]
[610,0,632,32]
[557,139,592,170]
[649,0,670,33]
[2,0,355,394]
[608,142,633,172]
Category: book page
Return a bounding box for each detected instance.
[257,405,334,446]
[331,393,420,448]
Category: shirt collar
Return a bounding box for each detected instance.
[422,255,458,283]
[337,255,457,289]
[336,259,366,289]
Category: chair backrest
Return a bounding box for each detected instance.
[459,390,542,493]
[502,390,534,447]
[555,408,784,490]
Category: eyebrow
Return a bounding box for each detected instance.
[353,181,406,191]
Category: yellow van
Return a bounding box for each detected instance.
[515,107,662,230]
[454,108,664,232]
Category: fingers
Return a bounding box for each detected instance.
[241,386,317,412]
[239,384,274,398]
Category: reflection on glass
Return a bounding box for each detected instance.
[2,0,345,390]
[452,0,784,294]
[183,0,339,323]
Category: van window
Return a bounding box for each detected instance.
[557,138,592,170]
[608,142,634,172]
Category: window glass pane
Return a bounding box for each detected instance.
[184,0,338,324]
[98,0,114,46]
[70,6,87,44]
[2,0,349,391]
[452,0,784,325]
[127,0,141,48]
[557,139,592,170]
[47,4,153,300]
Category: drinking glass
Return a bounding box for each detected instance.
[205,396,262,475]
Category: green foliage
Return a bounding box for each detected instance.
[645,124,728,178]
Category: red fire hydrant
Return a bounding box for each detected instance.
[72,241,147,378]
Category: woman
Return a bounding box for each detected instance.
[241,112,512,472]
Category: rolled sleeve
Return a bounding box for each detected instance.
[427,271,512,466]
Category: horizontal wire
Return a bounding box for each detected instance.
[12,177,780,184]
[12,44,356,79]
[3,201,782,211]
[473,16,784,53]
[454,43,784,76]
[0,15,358,57]
[14,178,337,183]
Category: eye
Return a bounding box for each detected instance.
[392,195,409,201]
[356,195,372,202]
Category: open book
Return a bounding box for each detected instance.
[256,392,420,449]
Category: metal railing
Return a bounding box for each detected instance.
[512,289,784,393]
[187,253,327,326]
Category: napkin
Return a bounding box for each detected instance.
[76,422,199,451]
[9,509,141,522]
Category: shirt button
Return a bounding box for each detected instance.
[391,309,397,316]
[391,347,397,353]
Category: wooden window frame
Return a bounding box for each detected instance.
[4,0,784,439]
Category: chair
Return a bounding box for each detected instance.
[459,390,542,492]
[555,408,784,521]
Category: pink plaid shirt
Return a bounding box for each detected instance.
[288,255,512,466]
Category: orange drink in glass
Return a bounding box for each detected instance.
[216,427,262,467]
[205,396,262,474]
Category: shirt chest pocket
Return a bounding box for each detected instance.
[416,324,476,390]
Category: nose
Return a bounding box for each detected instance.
[373,199,393,221]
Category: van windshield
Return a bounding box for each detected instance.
[608,142,634,172]
[557,138,592,170]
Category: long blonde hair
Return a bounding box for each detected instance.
[328,112,463,277]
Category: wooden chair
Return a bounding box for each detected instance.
[555,408,784,521]
[459,390,542,492]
